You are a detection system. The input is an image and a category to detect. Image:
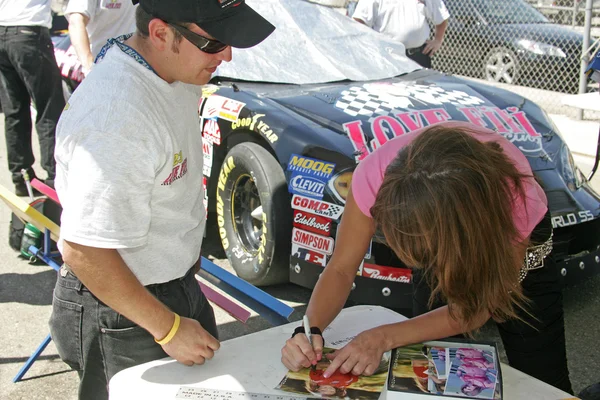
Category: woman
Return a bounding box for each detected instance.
[281,121,572,394]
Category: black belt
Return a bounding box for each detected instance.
[406,44,426,55]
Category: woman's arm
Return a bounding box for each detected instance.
[281,187,375,371]
[324,304,491,377]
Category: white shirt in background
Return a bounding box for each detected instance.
[65,0,137,57]
[352,0,450,49]
[0,0,52,28]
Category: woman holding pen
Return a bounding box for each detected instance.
[281,122,572,394]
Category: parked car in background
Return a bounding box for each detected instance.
[434,0,584,93]
[528,0,600,25]
[53,0,600,312]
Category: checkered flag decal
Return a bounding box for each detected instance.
[325,204,344,218]
[335,83,487,122]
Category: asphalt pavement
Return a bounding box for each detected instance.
[0,115,599,400]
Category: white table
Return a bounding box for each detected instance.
[109,306,574,400]
[562,92,600,112]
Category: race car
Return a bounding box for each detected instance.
[53,0,600,311]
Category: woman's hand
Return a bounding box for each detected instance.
[323,327,388,377]
[281,333,325,371]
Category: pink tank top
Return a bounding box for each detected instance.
[352,121,547,240]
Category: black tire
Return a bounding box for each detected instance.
[215,142,291,286]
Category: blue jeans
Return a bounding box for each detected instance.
[49,265,218,400]
[0,25,64,184]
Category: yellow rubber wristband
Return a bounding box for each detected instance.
[155,313,181,345]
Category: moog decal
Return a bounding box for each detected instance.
[291,195,344,220]
[292,228,335,255]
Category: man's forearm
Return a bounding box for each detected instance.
[434,19,448,42]
[62,241,175,340]
[68,15,94,70]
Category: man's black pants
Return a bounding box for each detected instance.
[0,25,64,184]
[406,45,432,69]
[412,256,573,394]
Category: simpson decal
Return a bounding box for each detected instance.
[288,154,336,179]
[292,244,327,267]
[362,264,412,283]
[292,228,335,255]
[201,95,246,122]
[291,195,344,220]
[203,119,221,145]
[293,210,332,236]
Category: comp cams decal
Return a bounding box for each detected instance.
[292,244,327,267]
[362,264,412,283]
[287,154,336,200]
[292,228,335,255]
[291,195,344,220]
[231,113,279,143]
[201,95,245,122]
[293,210,332,236]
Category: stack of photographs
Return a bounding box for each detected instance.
[388,341,502,399]
[275,347,390,400]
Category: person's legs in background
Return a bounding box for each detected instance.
[0,26,64,195]
[406,46,432,69]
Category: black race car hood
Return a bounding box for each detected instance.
[270,71,562,171]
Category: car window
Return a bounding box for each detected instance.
[472,0,549,24]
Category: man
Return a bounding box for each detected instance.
[65,0,137,76]
[49,1,274,399]
[0,0,65,195]
[352,0,449,68]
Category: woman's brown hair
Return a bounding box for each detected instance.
[370,125,531,328]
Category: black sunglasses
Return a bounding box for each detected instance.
[168,23,228,54]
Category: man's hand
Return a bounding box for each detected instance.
[161,317,220,366]
[281,333,324,371]
[423,38,443,56]
[323,328,387,377]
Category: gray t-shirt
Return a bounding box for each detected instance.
[55,39,205,285]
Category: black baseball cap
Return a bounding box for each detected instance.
[132,0,275,48]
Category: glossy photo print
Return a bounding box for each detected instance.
[388,344,430,394]
[276,347,389,400]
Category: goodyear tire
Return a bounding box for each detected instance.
[215,143,291,286]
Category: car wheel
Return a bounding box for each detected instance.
[215,142,291,286]
[484,48,518,85]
